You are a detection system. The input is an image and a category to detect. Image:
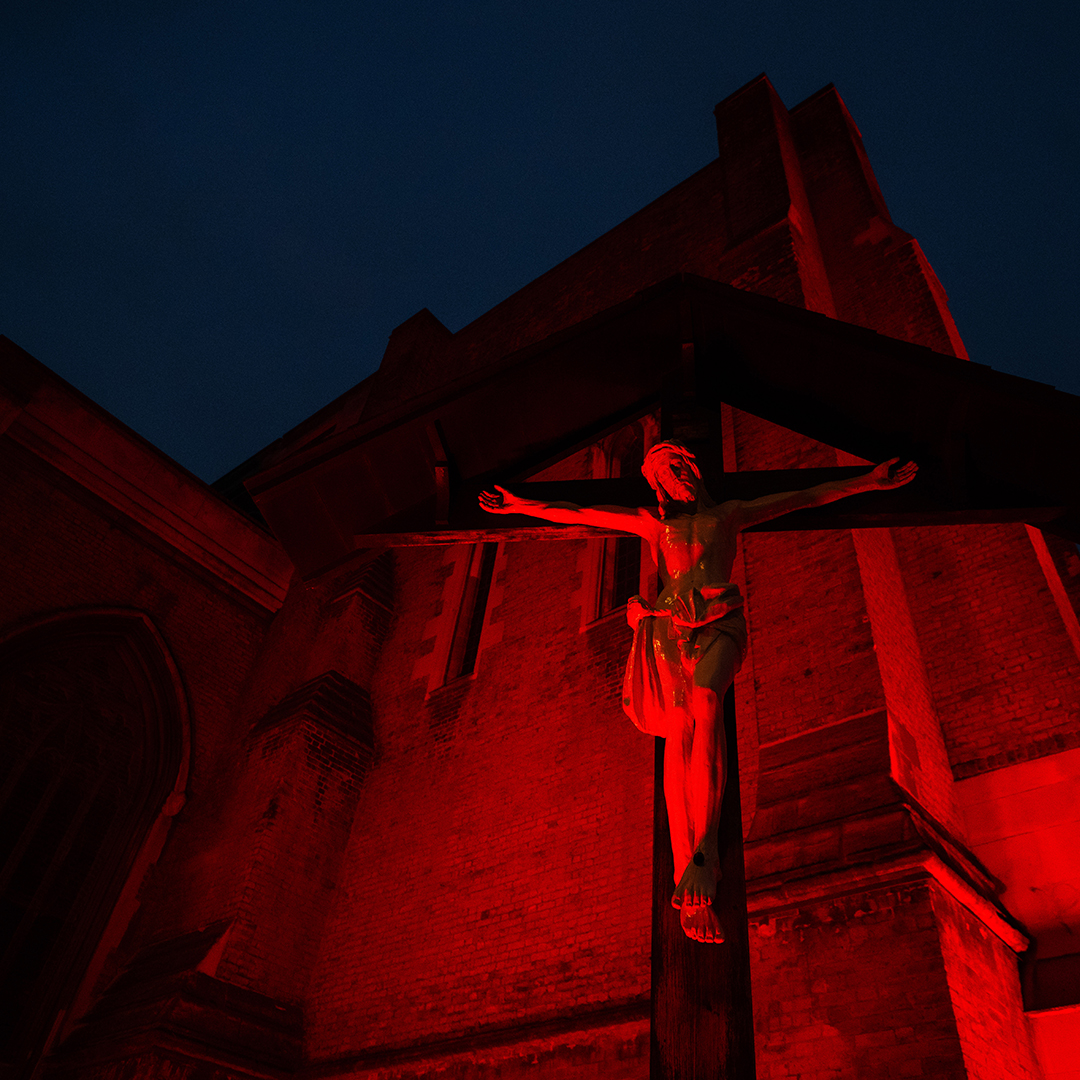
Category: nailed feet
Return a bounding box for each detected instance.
[672,851,724,944]
[680,901,724,943]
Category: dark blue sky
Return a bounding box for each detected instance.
[4,2,1077,481]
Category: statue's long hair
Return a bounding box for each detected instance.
[641,440,716,518]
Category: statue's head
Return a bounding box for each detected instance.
[642,441,701,517]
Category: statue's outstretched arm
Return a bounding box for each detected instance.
[479,485,656,538]
[735,459,917,530]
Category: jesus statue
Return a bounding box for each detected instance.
[481,442,916,943]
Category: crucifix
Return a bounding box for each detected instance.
[247,276,1072,1080]
[480,445,916,943]
[478,441,914,1079]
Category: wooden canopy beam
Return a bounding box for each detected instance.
[246,275,1080,577]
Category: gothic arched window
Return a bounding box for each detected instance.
[0,611,186,1076]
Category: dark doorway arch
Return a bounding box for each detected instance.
[0,610,187,1078]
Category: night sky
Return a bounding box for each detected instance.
[4,2,1076,482]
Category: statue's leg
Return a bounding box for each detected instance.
[664,716,695,892]
[673,632,740,944]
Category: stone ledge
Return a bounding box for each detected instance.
[251,670,375,756]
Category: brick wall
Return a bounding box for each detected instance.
[846,522,960,832]
[121,563,388,1004]
[750,883,968,1079]
[895,522,1080,777]
[932,886,1042,1079]
[305,535,654,1061]
[726,410,885,748]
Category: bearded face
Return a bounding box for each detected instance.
[642,442,701,514]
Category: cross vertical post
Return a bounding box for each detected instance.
[650,309,756,1078]
[650,689,756,1079]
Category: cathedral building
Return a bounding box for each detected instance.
[1,75,1077,1080]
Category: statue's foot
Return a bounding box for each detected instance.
[671,854,720,910]
[680,898,725,944]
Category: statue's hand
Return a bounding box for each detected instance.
[626,595,652,629]
[868,458,918,489]
[479,485,522,515]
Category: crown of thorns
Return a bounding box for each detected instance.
[641,441,701,489]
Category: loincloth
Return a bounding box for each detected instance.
[621,584,746,737]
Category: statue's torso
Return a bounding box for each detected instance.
[652,502,741,621]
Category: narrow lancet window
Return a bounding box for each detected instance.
[447,543,498,680]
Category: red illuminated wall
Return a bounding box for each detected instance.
[1,74,1076,1080]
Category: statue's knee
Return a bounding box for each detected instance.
[688,689,723,732]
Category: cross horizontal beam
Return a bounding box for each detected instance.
[349,470,1066,548]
